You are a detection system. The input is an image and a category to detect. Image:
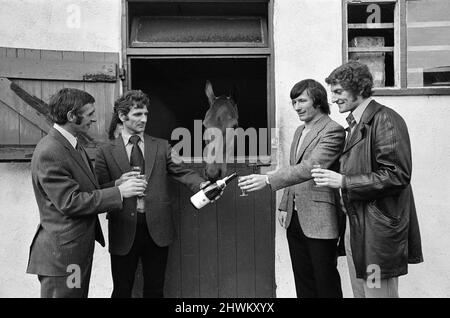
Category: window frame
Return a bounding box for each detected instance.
[129,15,268,48]
[342,0,450,96]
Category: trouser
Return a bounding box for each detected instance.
[287,210,342,298]
[38,258,93,298]
[344,216,399,298]
[111,213,169,298]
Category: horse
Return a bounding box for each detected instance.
[202,80,239,182]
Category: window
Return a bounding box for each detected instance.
[343,0,450,94]
[130,16,267,47]
[406,0,450,87]
[128,1,268,48]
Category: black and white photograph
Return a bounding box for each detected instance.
[0,0,448,301]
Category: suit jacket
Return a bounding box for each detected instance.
[27,128,123,276]
[95,134,205,255]
[340,100,423,279]
[269,115,346,239]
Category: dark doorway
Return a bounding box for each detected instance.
[130,58,268,152]
[129,57,275,298]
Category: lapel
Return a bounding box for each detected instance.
[144,134,158,182]
[49,128,98,187]
[342,100,382,154]
[111,135,131,174]
[295,115,331,163]
[82,145,99,188]
[111,134,158,180]
[290,126,304,165]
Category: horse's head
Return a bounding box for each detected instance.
[203,80,238,181]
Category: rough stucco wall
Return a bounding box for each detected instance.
[0,0,121,52]
[0,163,112,297]
[273,0,352,298]
[374,96,450,297]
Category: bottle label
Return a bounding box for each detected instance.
[190,190,211,209]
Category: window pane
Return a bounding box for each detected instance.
[407,0,450,87]
[131,16,266,47]
[347,2,397,87]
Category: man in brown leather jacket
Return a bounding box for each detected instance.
[312,61,423,298]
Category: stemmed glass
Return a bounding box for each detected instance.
[238,176,248,197]
[311,161,321,187]
[131,166,146,197]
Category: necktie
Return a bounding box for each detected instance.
[346,113,357,130]
[76,142,92,172]
[129,135,145,213]
[129,135,145,173]
[345,113,357,149]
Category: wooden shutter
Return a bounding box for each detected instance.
[0,47,120,160]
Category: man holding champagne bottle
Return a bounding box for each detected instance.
[238,79,346,298]
[95,90,211,298]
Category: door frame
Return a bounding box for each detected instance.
[121,0,276,163]
[121,0,277,297]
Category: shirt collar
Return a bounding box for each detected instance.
[304,114,325,132]
[351,97,373,124]
[53,123,77,149]
[121,129,144,146]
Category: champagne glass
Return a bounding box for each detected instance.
[238,176,248,197]
[311,160,321,187]
[131,166,141,175]
[131,166,146,197]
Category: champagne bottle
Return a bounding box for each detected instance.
[190,172,238,209]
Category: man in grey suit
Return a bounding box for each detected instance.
[27,88,146,298]
[95,90,209,298]
[238,79,345,297]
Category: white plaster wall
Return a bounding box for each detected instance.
[273,0,352,298]
[0,163,113,297]
[273,0,450,298]
[0,0,121,52]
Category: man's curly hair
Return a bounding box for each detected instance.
[108,90,150,140]
[325,61,373,98]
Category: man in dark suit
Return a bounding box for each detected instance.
[312,61,423,297]
[95,90,209,298]
[27,88,146,298]
[238,79,346,298]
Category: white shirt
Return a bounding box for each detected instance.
[350,97,372,130]
[296,128,310,159]
[53,123,77,149]
[121,130,145,161]
[295,114,325,158]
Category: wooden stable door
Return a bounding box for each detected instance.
[131,163,275,298]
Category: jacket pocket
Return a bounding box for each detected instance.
[310,191,336,205]
[367,201,400,226]
[58,224,87,245]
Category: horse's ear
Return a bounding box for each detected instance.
[229,83,238,104]
[205,80,216,107]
